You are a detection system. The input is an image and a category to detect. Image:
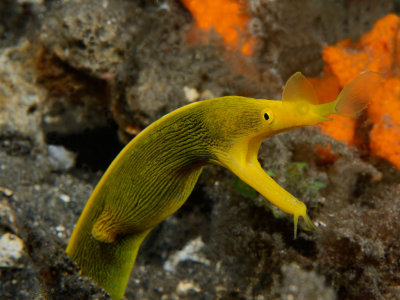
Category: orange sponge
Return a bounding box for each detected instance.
[368,78,400,169]
[181,0,256,55]
[310,14,400,169]
[323,13,400,85]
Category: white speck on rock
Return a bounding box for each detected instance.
[55,225,65,232]
[176,281,201,295]
[59,194,71,203]
[47,145,76,171]
[0,233,24,267]
[55,225,66,238]
[0,186,13,197]
[164,236,210,273]
[158,2,170,11]
[183,86,199,102]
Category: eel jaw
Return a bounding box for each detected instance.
[215,137,316,237]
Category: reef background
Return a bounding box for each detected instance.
[1,1,399,299]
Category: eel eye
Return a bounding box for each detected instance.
[263,109,273,123]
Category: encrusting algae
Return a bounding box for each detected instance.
[309,14,400,169]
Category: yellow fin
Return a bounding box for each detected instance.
[92,210,121,243]
[293,212,318,239]
[293,214,299,239]
[282,72,319,105]
[335,71,382,117]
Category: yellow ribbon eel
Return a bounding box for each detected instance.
[66,71,381,299]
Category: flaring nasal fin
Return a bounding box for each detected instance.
[282,72,319,105]
[335,71,382,117]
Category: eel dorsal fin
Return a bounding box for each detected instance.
[282,72,319,105]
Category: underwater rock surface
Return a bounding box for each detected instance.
[1,0,399,299]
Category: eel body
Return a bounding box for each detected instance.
[66,71,381,299]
